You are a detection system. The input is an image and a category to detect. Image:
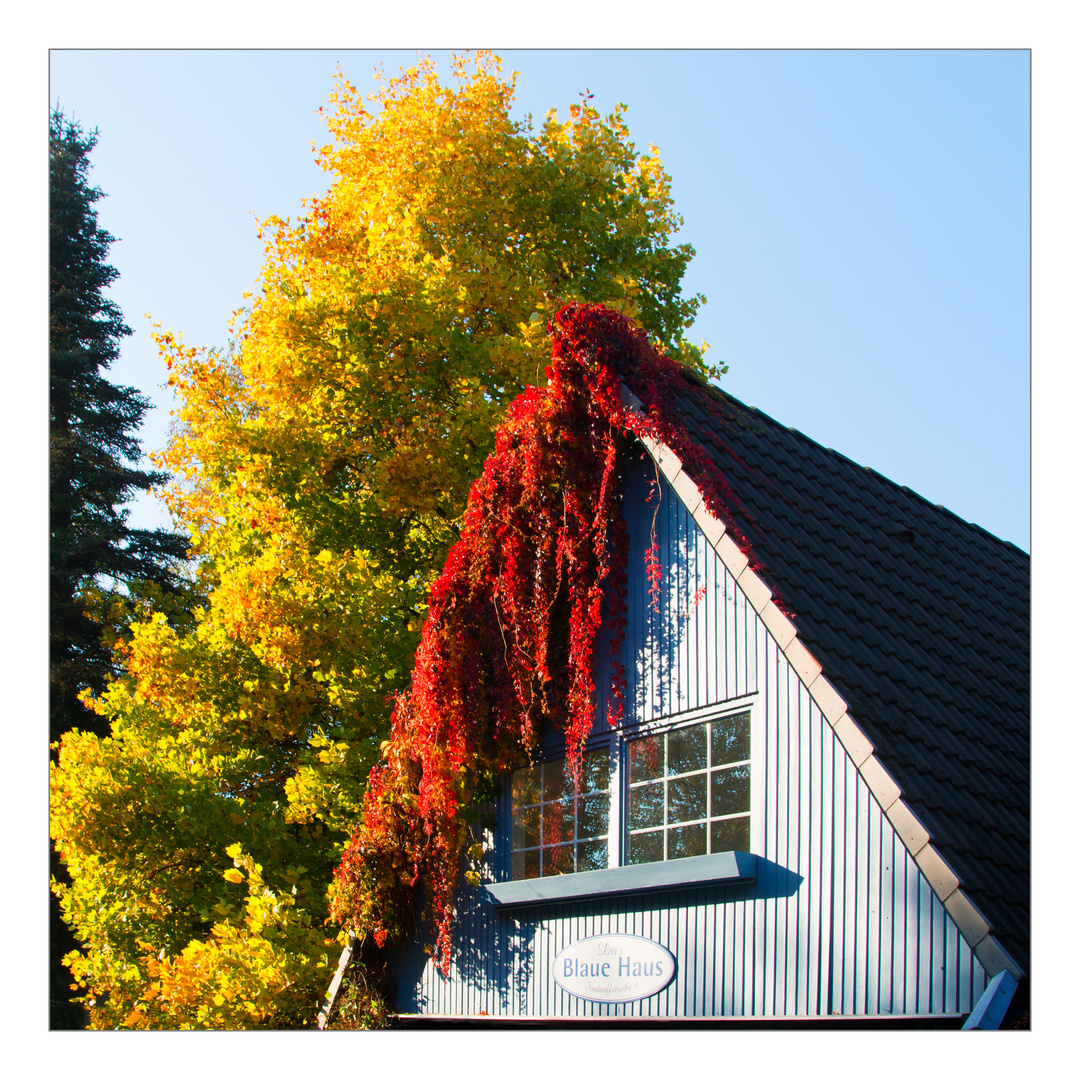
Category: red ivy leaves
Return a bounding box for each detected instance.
[330,304,750,972]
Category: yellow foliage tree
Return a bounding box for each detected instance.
[51,52,713,1028]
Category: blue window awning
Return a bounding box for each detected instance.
[482,850,757,908]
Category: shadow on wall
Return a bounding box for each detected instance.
[618,450,755,723]
[391,849,539,1014]
[752,857,804,901]
[394,854,804,1015]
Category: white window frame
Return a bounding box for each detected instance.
[499,695,760,883]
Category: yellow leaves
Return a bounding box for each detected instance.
[52,49,713,1032]
[118,875,332,1028]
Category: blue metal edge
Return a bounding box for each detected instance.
[961,969,1019,1030]
[481,851,757,908]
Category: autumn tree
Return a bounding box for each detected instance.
[50,54,714,1029]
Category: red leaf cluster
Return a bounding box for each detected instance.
[329,305,749,971]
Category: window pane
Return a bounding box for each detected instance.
[626,830,664,866]
[511,749,611,880]
[512,764,541,806]
[542,842,575,877]
[668,723,707,775]
[577,793,609,840]
[628,781,665,830]
[512,803,540,850]
[540,749,610,799]
[711,764,750,818]
[629,735,664,783]
[711,816,750,853]
[667,773,707,824]
[712,711,750,765]
[543,761,572,804]
[580,749,610,795]
[669,822,707,860]
[542,799,575,847]
[511,848,540,880]
[578,839,608,872]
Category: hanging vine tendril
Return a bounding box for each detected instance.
[329,304,760,973]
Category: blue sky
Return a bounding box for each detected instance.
[48,48,1031,549]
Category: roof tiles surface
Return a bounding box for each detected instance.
[674,379,1030,975]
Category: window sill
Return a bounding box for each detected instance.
[482,851,757,908]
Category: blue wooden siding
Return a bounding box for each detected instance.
[610,450,757,720]
[387,453,986,1018]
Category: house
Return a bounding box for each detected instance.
[334,306,1029,1029]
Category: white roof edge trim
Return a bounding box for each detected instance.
[630,412,1026,980]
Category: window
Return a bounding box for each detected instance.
[506,707,753,881]
[626,711,751,864]
[510,749,611,879]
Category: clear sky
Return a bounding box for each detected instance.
[48,48,1031,549]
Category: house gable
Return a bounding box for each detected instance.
[392,443,994,1018]
[330,306,1027,1023]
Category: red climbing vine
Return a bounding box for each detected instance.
[329,304,762,973]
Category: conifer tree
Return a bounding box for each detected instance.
[49,107,188,744]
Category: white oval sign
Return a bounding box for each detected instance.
[552,934,675,1003]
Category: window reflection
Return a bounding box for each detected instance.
[627,712,750,865]
[510,749,610,880]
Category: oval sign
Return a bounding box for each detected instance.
[552,933,676,1004]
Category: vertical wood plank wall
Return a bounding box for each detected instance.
[388,455,987,1018]
[617,448,758,720]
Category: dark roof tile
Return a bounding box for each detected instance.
[675,378,1030,975]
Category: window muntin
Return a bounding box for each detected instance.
[626,711,751,864]
[510,748,610,880]
[507,707,752,880]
